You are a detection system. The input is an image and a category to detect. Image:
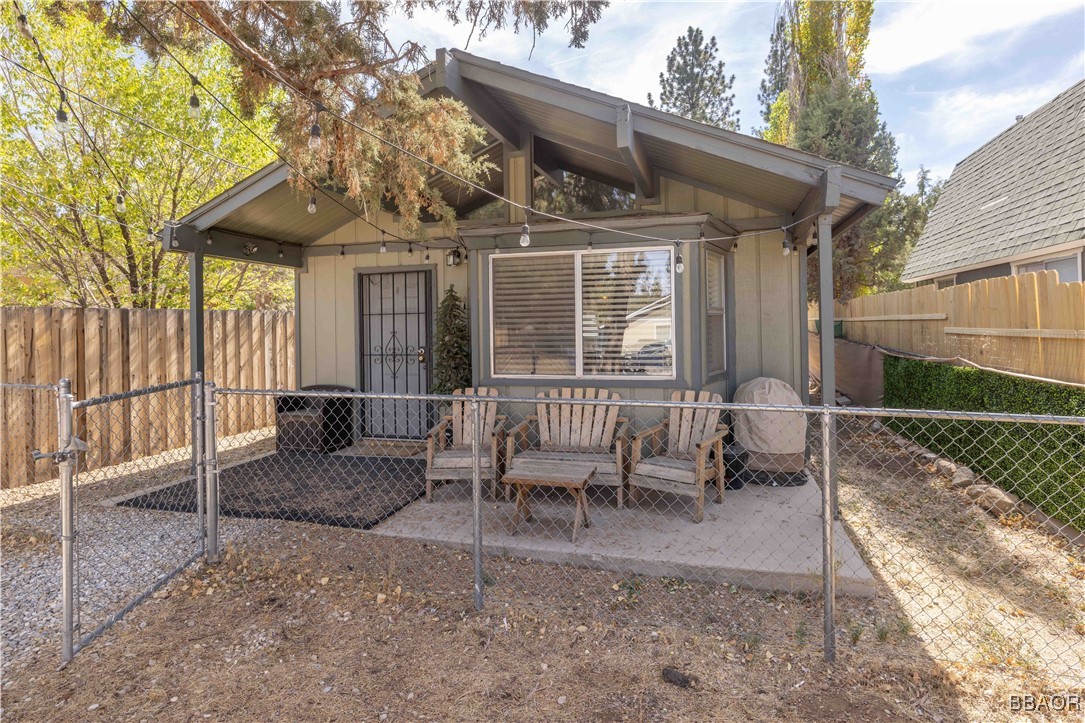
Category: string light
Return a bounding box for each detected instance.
[187,76,200,120]
[115,192,127,215]
[15,11,31,40]
[674,240,685,275]
[424,248,430,262]
[307,192,317,214]
[407,241,413,256]
[146,227,156,243]
[339,245,345,256]
[379,231,387,253]
[54,101,69,133]
[308,121,321,151]
[278,244,284,259]
[587,233,593,252]
[519,221,531,247]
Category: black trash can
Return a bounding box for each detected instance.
[722,443,747,490]
[276,385,355,453]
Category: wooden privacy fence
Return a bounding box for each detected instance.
[1,307,295,488]
[834,271,1085,385]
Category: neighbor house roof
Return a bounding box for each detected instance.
[901,80,1085,283]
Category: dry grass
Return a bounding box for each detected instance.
[2,525,1081,722]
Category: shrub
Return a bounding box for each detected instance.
[883,356,1085,531]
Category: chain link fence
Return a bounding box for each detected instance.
[196,387,1083,686]
[6,380,1082,686]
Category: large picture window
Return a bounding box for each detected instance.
[491,248,674,379]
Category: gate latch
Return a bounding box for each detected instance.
[32,437,89,464]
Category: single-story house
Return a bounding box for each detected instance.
[163,49,895,438]
[901,79,1085,288]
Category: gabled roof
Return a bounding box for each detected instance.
[902,80,1085,282]
[163,48,897,267]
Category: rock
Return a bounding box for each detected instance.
[965,484,1022,516]
[935,459,957,476]
[661,667,697,689]
[87,703,100,711]
[950,467,975,488]
[557,696,567,705]
[835,395,852,406]
[376,593,387,605]
[575,625,587,633]
[919,452,938,463]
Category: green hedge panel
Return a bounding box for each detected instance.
[883,356,1085,531]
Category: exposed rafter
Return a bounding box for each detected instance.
[616,104,656,199]
[435,49,521,149]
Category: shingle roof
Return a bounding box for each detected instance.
[901,80,1085,282]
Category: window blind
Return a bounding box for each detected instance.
[492,254,576,375]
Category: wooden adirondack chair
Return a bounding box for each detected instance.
[506,388,629,504]
[627,390,728,523]
[425,388,505,500]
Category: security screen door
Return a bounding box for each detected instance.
[358,270,433,438]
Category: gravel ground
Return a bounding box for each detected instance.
[1,432,278,675]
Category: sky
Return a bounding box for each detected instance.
[386,0,1085,193]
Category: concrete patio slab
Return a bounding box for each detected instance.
[372,474,875,598]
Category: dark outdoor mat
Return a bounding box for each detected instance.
[119,452,426,530]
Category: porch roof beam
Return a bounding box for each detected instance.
[436,50,521,149]
[792,166,842,243]
[162,223,304,268]
[532,138,565,187]
[617,104,656,199]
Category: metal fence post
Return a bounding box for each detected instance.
[820,408,836,663]
[192,372,206,554]
[203,382,220,564]
[57,378,75,664]
[471,397,484,611]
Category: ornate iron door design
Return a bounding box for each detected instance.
[359,270,433,438]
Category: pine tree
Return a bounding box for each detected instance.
[431,285,472,395]
[757,13,791,126]
[648,27,740,131]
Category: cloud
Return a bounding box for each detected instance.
[922,54,1083,148]
[866,1,1082,76]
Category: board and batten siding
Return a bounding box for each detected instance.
[297,211,468,390]
[297,178,804,398]
[646,177,805,395]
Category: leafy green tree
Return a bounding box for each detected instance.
[863,168,943,293]
[648,27,739,130]
[1,6,289,308]
[762,0,873,145]
[78,0,607,239]
[431,285,471,394]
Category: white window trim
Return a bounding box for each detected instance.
[488,246,677,381]
[1012,250,1084,281]
[934,274,957,289]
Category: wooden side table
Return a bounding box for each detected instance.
[503,460,598,542]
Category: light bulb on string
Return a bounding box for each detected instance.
[55,91,69,133]
[187,76,200,121]
[407,242,414,256]
[16,13,32,40]
[146,227,156,244]
[674,242,684,274]
[519,222,530,247]
[308,122,321,151]
[379,231,387,253]
[278,245,284,259]
[115,192,127,215]
[587,234,593,252]
[339,245,345,257]
[307,193,317,214]
[424,248,430,262]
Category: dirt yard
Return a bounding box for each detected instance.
[2,522,1081,723]
[3,416,1083,721]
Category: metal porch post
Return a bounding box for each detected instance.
[189,252,205,377]
[816,212,838,662]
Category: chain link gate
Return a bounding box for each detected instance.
[40,377,209,663]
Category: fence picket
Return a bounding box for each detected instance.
[0,307,295,488]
